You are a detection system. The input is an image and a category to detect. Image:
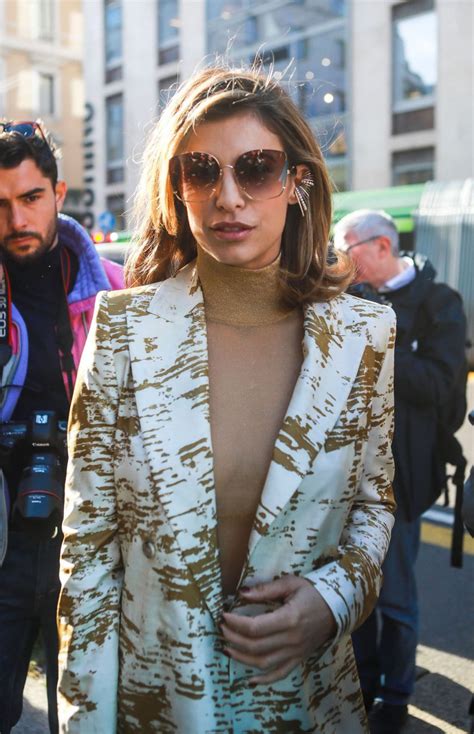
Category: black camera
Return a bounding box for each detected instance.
[0,411,67,539]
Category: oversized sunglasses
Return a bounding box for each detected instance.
[169,149,293,203]
[0,120,47,142]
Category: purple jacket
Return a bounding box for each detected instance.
[1,214,124,422]
[0,215,123,562]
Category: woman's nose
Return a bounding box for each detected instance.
[214,166,246,210]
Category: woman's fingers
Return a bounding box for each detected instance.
[222,600,298,639]
[221,620,297,656]
[239,574,302,603]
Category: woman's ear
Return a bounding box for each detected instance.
[288,165,314,215]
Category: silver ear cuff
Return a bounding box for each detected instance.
[294,171,315,217]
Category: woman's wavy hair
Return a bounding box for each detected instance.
[126,63,352,304]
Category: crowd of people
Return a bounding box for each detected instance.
[0,64,468,734]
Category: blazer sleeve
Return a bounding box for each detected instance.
[58,291,122,734]
[304,309,396,642]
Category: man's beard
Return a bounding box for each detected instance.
[1,217,58,266]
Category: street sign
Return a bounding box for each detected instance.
[97,210,116,233]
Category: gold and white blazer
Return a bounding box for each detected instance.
[58,262,396,734]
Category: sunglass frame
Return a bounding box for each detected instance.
[169,149,293,203]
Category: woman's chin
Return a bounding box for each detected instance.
[199,242,279,270]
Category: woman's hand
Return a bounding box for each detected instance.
[221,575,337,684]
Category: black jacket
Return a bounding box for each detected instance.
[378,254,467,519]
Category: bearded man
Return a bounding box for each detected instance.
[0,121,123,734]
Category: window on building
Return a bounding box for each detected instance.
[327,160,348,192]
[243,15,259,45]
[256,46,290,65]
[207,1,244,23]
[392,0,436,114]
[315,117,348,190]
[106,94,124,184]
[209,14,258,53]
[106,194,126,231]
[63,189,84,219]
[270,0,346,34]
[158,0,180,65]
[392,106,435,135]
[38,73,55,116]
[392,147,434,186]
[207,1,346,53]
[105,0,123,82]
[326,129,347,158]
[37,0,55,41]
[157,74,180,110]
[293,29,347,119]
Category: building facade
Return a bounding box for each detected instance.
[0,0,85,221]
[83,0,474,231]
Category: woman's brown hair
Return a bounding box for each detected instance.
[125,64,352,304]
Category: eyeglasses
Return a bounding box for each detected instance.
[0,121,47,142]
[169,149,292,203]
[339,235,381,253]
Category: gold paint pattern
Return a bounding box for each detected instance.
[58,262,396,733]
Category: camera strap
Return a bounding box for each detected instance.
[0,264,13,383]
[57,248,75,400]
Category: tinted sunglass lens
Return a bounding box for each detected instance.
[173,153,220,202]
[235,150,287,200]
[5,123,36,137]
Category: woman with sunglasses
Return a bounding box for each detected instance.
[58,65,396,733]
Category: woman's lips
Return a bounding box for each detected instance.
[210,222,255,241]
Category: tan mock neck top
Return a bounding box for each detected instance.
[197,247,304,595]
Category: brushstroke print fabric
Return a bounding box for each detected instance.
[58,262,396,733]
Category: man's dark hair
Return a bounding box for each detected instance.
[0,125,60,187]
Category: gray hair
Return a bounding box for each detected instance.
[333,209,399,255]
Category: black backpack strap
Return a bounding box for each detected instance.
[444,432,467,568]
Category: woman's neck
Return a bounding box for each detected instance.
[196,246,295,326]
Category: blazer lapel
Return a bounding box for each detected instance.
[247,297,367,557]
[126,270,367,607]
[126,263,224,622]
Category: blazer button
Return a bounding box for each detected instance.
[156,629,169,644]
[142,540,156,559]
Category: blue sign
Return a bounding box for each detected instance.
[97,210,116,233]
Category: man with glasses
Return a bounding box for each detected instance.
[333,209,467,734]
[0,121,123,733]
